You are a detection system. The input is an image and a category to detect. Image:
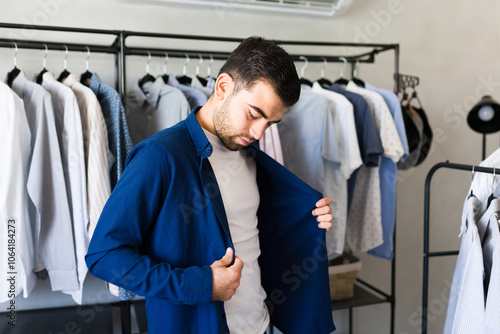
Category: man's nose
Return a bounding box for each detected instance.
[249,122,267,141]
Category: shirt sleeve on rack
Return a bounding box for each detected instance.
[85,142,213,305]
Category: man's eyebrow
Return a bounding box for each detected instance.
[248,104,281,124]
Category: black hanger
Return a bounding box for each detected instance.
[300,78,313,87]
[159,52,170,86]
[316,78,332,88]
[139,74,155,87]
[468,166,476,199]
[57,45,71,82]
[351,59,365,87]
[36,43,49,85]
[36,68,48,85]
[176,53,192,86]
[58,69,70,82]
[352,77,365,87]
[298,56,312,87]
[333,57,349,86]
[80,70,92,86]
[7,67,20,88]
[195,54,208,86]
[487,168,497,207]
[177,75,192,85]
[7,42,20,88]
[80,47,93,86]
[315,58,332,88]
[161,74,169,85]
[139,51,156,88]
[197,75,208,87]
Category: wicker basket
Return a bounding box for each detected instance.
[328,253,362,301]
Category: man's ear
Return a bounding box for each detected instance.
[214,73,234,102]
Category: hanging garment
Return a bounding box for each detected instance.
[41,72,88,303]
[466,148,500,215]
[413,106,433,166]
[0,81,37,302]
[329,84,384,224]
[476,199,500,300]
[311,82,362,257]
[366,83,408,260]
[86,109,335,334]
[398,104,424,169]
[11,71,79,292]
[126,77,190,146]
[484,200,500,333]
[444,196,485,334]
[278,85,341,217]
[165,74,207,110]
[62,74,112,239]
[345,81,404,253]
[88,73,134,301]
[365,83,409,162]
[89,73,132,189]
[330,83,383,168]
[259,124,284,165]
[191,75,214,98]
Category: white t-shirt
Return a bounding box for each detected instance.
[203,129,269,334]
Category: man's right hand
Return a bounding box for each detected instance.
[211,247,244,301]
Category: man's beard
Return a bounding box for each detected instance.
[213,96,254,151]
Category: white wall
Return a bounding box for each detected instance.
[1,0,500,333]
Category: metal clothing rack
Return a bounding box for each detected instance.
[0,22,400,334]
[422,161,498,334]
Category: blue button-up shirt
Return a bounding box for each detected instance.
[86,108,335,334]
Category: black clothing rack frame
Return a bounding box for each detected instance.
[0,22,400,334]
[422,161,498,334]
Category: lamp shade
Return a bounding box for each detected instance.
[467,95,500,134]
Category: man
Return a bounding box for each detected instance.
[86,37,335,334]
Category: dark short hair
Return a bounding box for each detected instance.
[218,36,300,107]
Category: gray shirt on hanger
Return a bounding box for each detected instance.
[126,77,190,146]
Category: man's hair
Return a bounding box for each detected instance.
[218,36,300,107]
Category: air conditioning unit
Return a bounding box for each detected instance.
[149,0,354,16]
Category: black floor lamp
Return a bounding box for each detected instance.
[467,95,500,159]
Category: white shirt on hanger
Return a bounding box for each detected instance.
[259,124,284,166]
[444,196,485,334]
[42,72,88,301]
[0,81,37,302]
[11,71,79,292]
[484,199,500,333]
[63,73,113,304]
[466,147,500,216]
[63,74,112,240]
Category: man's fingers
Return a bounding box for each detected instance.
[316,197,332,208]
[318,222,332,231]
[316,214,333,223]
[216,247,233,267]
[312,206,332,216]
[232,255,244,272]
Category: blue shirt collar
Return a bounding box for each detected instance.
[185,107,213,158]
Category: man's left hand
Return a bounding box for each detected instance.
[312,197,333,231]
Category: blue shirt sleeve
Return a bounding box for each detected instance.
[85,142,213,305]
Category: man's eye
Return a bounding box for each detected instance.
[248,111,258,120]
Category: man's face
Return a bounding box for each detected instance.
[213,80,287,151]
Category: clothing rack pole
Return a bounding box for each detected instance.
[422,161,497,334]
